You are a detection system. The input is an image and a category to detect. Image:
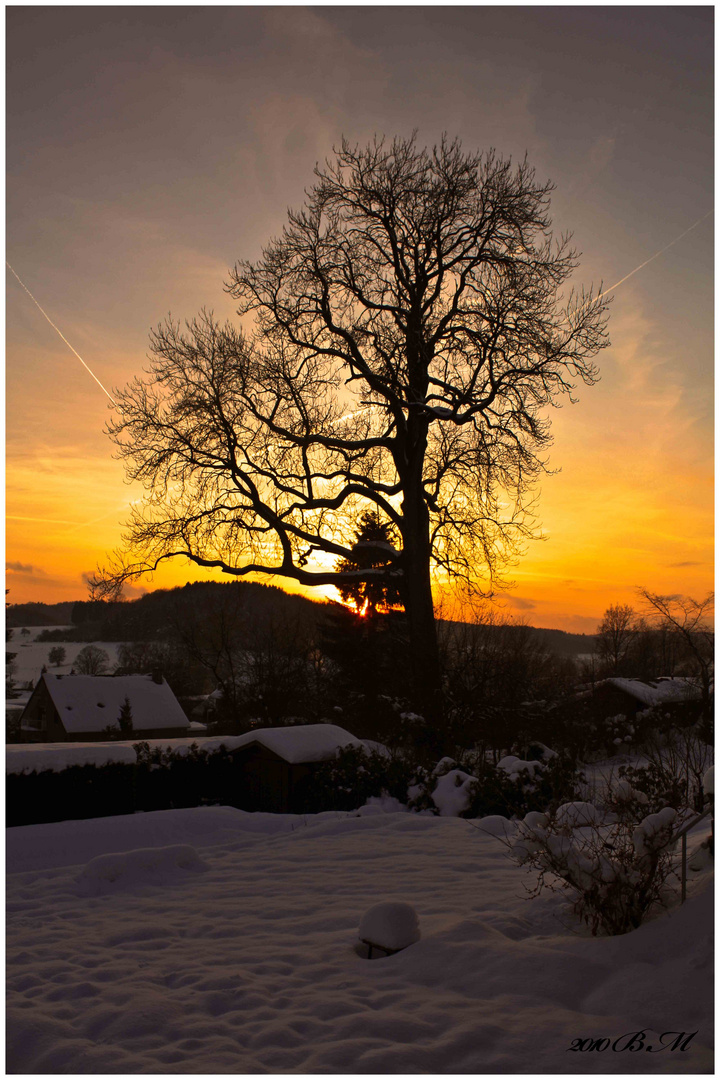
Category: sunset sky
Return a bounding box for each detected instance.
[6,6,713,633]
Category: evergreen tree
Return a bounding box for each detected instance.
[118,696,134,736]
[335,512,404,616]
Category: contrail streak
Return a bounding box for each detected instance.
[8,209,711,416]
[597,210,713,301]
[6,262,117,405]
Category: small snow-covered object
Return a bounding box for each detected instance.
[432,769,478,816]
[523,811,549,831]
[356,796,408,816]
[475,815,516,840]
[358,901,420,957]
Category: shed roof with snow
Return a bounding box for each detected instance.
[221,723,363,764]
[604,677,701,708]
[31,673,191,734]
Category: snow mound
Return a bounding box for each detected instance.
[474,815,517,840]
[356,796,408,815]
[358,901,420,952]
[432,769,478,816]
[76,844,208,894]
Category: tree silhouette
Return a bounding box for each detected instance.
[336,511,404,615]
[117,696,134,736]
[74,644,110,676]
[595,603,639,675]
[48,646,66,668]
[92,135,609,721]
[638,589,714,715]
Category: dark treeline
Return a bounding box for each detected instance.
[7,581,596,654]
[6,600,75,627]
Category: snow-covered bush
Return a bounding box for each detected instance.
[407,750,584,820]
[616,726,713,814]
[511,801,681,935]
[473,751,584,820]
[406,756,475,814]
[431,768,479,816]
[296,744,412,813]
[602,712,636,752]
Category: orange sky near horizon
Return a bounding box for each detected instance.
[6,295,713,635]
[6,8,714,635]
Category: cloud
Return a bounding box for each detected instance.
[6,561,48,577]
[668,561,703,568]
[501,594,537,611]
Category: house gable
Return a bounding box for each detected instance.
[21,673,190,741]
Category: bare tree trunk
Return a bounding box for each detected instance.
[401,457,443,726]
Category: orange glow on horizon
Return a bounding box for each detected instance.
[5,282,713,634]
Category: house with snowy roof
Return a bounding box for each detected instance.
[589,676,701,719]
[19,672,191,743]
[221,723,364,813]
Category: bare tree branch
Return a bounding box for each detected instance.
[93,134,610,715]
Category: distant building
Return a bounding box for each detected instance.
[19,673,191,742]
[590,676,702,719]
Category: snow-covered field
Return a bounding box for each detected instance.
[7,627,125,688]
[7,805,713,1074]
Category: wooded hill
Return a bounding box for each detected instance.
[7,581,597,656]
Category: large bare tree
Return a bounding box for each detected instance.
[93,135,609,720]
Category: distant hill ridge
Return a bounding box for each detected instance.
[7,580,597,655]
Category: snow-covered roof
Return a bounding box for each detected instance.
[223,723,363,764]
[604,677,701,707]
[30,674,190,734]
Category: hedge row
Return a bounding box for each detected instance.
[6,748,246,827]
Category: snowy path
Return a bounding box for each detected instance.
[7,807,713,1073]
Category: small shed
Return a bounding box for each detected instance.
[225,724,363,813]
[20,673,191,742]
[591,677,702,719]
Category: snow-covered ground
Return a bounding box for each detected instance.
[7,805,713,1073]
[7,627,125,689]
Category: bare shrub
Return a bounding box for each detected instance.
[510,801,680,935]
